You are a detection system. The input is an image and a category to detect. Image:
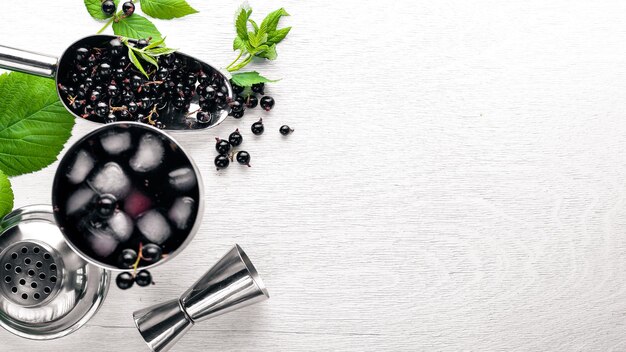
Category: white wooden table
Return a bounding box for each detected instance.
[2,0,626,350]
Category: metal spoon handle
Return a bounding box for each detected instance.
[0,45,57,78]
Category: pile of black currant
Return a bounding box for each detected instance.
[227,82,275,119]
[101,0,135,17]
[214,129,250,169]
[57,37,230,129]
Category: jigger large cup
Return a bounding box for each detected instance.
[0,35,233,130]
[133,245,270,352]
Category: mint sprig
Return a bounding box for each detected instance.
[227,6,291,73]
[231,71,278,88]
[120,37,177,78]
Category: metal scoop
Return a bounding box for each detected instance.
[0,35,233,131]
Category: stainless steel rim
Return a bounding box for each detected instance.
[52,122,205,272]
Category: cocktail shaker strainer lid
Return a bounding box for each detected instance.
[0,205,109,340]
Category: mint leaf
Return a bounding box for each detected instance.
[235,6,250,41]
[139,52,159,68]
[267,27,291,45]
[230,71,278,87]
[0,73,75,177]
[127,49,149,78]
[113,14,163,41]
[233,37,245,51]
[0,170,13,218]
[260,8,289,34]
[146,47,177,56]
[257,44,277,60]
[249,19,259,32]
[144,36,167,50]
[84,0,118,20]
[248,31,267,48]
[140,0,198,20]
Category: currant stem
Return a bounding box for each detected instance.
[97,16,115,34]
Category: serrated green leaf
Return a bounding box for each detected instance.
[257,44,277,60]
[233,37,245,51]
[267,27,291,45]
[249,19,259,32]
[144,36,166,50]
[0,170,13,218]
[140,0,198,20]
[113,14,163,41]
[235,7,250,41]
[84,0,118,20]
[248,31,267,48]
[230,71,279,87]
[0,73,75,177]
[146,47,177,56]
[128,49,149,78]
[139,52,159,68]
[260,8,289,34]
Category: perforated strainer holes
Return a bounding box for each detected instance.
[1,242,62,305]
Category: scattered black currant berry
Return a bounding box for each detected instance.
[215,138,232,154]
[119,249,138,268]
[230,100,244,114]
[229,129,243,147]
[116,272,134,290]
[251,118,264,135]
[135,270,153,287]
[260,96,275,111]
[122,1,135,16]
[141,244,162,262]
[230,80,244,95]
[215,154,230,170]
[251,83,265,95]
[230,110,245,119]
[280,125,294,135]
[244,95,258,109]
[236,151,251,167]
[101,0,116,15]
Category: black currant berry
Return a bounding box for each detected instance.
[122,1,135,16]
[236,151,251,167]
[135,270,152,287]
[197,111,211,124]
[251,118,264,135]
[215,138,232,154]
[251,83,265,95]
[141,244,162,262]
[75,48,89,63]
[110,38,124,56]
[127,101,138,113]
[215,154,230,169]
[108,84,120,97]
[116,272,134,290]
[244,95,258,109]
[230,100,244,113]
[95,102,110,118]
[231,110,245,119]
[280,125,294,135]
[229,129,243,146]
[230,80,244,95]
[260,96,275,111]
[136,39,149,49]
[119,249,138,268]
[96,194,117,218]
[101,0,116,15]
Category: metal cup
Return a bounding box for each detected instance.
[133,245,269,352]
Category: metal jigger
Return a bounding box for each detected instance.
[132,245,269,352]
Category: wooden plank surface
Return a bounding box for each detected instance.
[2,0,626,350]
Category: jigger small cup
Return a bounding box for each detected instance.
[133,244,269,352]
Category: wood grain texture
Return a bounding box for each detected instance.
[2,0,626,350]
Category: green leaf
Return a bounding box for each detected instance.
[0,170,13,218]
[235,6,250,41]
[0,73,75,177]
[230,71,279,87]
[84,0,118,20]
[249,19,259,32]
[257,44,277,60]
[144,36,167,50]
[139,52,159,68]
[145,47,177,56]
[267,27,291,45]
[128,49,149,78]
[233,37,245,51]
[260,8,289,34]
[113,14,163,41]
[248,31,267,48]
[140,0,198,20]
